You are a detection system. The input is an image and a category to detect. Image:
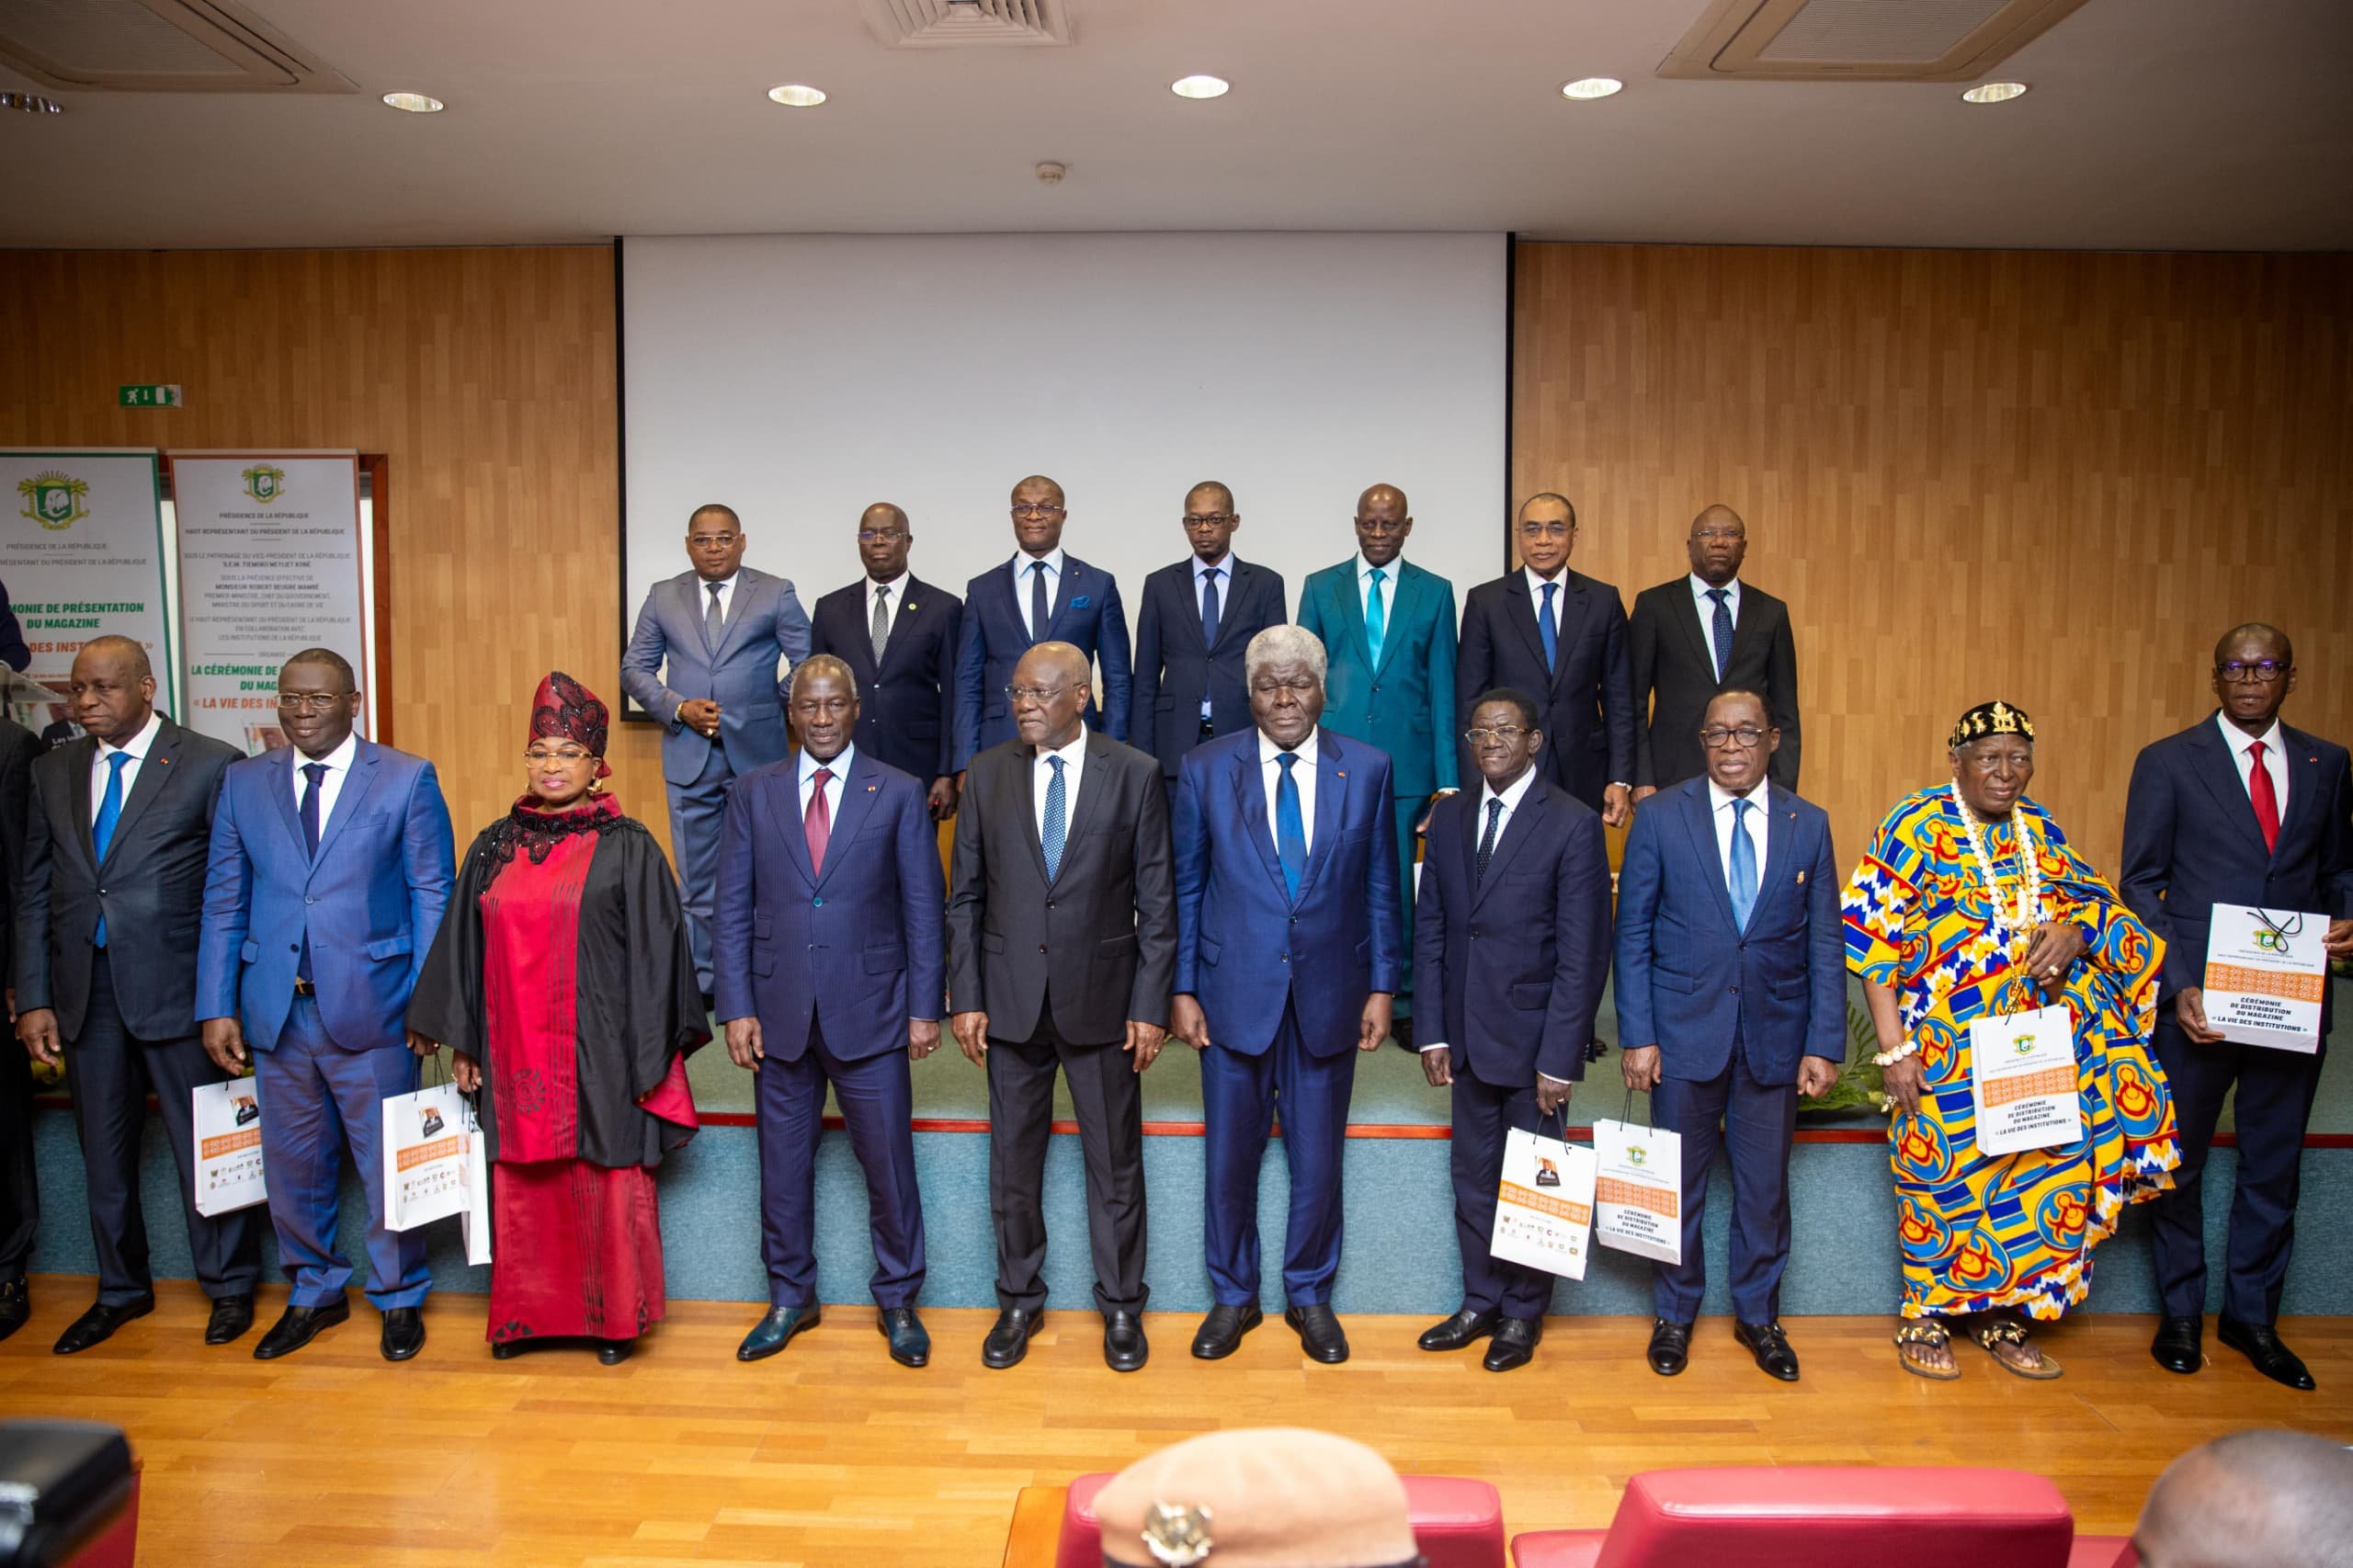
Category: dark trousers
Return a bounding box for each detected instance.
[1648,1036,1798,1324]
[0,1033,34,1283]
[63,951,261,1306]
[986,994,1146,1314]
[1449,1069,1554,1320]
[1201,1000,1358,1306]
[2149,1013,2324,1324]
[663,743,736,994]
[1391,796,1420,1016]
[757,1017,926,1310]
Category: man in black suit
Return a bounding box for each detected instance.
[2121,622,2353,1391]
[1455,494,1634,826]
[0,711,43,1341]
[947,642,1175,1373]
[14,637,262,1353]
[808,502,964,822]
[1628,505,1801,800]
[1132,482,1288,786]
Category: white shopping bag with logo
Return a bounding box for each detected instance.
[2202,905,2328,1052]
[1968,1003,2083,1156]
[459,1096,491,1267]
[384,1080,472,1231]
[192,1080,268,1216]
[1490,1119,1597,1280]
[1592,1112,1684,1267]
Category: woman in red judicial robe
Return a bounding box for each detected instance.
[407,672,704,1364]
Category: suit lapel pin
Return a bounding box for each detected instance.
[866,784,877,792]
[1796,869,1807,884]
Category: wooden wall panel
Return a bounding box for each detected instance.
[1511,243,2353,876]
[0,246,665,853]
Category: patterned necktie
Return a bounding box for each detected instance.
[1365,567,1388,667]
[1041,755,1068,880]
[1476,797,1504,883]
[2247,740,2280,853]
[1539,580,1559,673]
[870,584,892,663]
[1029,561,1051,642]
[1728,797,1758,932]
[1276,752,1306,902]
[705,580,725,653]
[1200,567,1222,650]
[299,762,326,981]
[91,750,129,948]
[1708,587,1733,681]
[806,767,833,874]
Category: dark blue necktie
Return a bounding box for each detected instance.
[1539,580,1558,673]
[1041,755,1067,881]
[299,763,326,982]
[1728,797,1758,932]
[1200,566,1222,650]
[1029,561,1051,642]
[1709,587,1733,681]
[1476,797,1504,883]
[91,751,129,948]
[1276,752,1306,902]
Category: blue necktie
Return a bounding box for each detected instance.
[1476,797,1504,883]
[1029,561,1051,642]
[1728,797,1758,932]
[1276,752,1306,903]
[1539,580,1558,674]
[1708,587,1733,682]
[298,763,326,983]
[1200,567,1222,650]
[91,751,129,948]
[1364,567,1387,667]
[1041,755,1067,881]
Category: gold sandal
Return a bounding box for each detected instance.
[1894,1322,1961,1381]
[1974,1317,2063,1380]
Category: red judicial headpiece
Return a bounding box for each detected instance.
[529,670,612,778]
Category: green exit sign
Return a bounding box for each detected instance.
[118,383,183,408]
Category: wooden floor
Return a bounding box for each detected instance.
[4,1278,2349,1567]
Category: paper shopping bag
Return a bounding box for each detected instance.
[192,1080,268,1216]
[1490,1125,1597,1279]
[460,1098,492,1267]
[1968,1003,2083,1156]
[1592,1117,1683,1266]
[2202,904,2328,1052]
[383,1082,472,1231]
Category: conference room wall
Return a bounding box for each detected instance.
[1511,242,2353,878]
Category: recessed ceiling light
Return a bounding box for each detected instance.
[1,92,64,115]
[767,84,827,108]
[381,91,444,113]
[1561,77,1623,100]
[1961,81,2028,104]
[1170,74,1230,100]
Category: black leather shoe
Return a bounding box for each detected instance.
[0,1278,28,1343]
[1735,1319,1800,1381]
[1483,1315,1543,1372]
[1104,1310,1148,1372]
[1284,1302,1349,1364]
[1389,1015,1415,1051]
[381,1306,426,1362]
[598,1338,633,1365]
[879,1307,929,1368]
[53,1296,155,1356]
[490,1339,523,1360]
[253,1298,350,1360]
[983,1306,1044,1369]
[1647,1318,1692,1377]
[204,1293,255,1346]
[737,1305,822,1362]
[2150,1315,2203,1375]
[1191,1302,1263,1359]
[2218,1315,2315,1391]
[1418,1306,1501,1352]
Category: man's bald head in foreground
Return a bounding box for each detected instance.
[2133,1429,2353,1568]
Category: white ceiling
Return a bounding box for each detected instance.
[2,0,2347,250]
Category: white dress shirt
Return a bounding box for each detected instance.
[1193,552,1234,719]
[1355,553,1403,630]
[694,571,739,629]
[1690,573,1743,629]
[1709,777,1770,886]
[289,731,360,837]
[1032,728,1087,846]
[2218,711,2290,817]
[90,711,163,824]
[800,742,855,822]
[1525,565,1569,640]
[1011,548,1067,640]
[865,572,910,642]
[1419,764,1540,1058]
[1258,725,1320,856]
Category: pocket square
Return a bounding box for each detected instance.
[1070,595,1090,609]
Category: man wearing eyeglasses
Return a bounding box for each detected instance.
[952,475,1132,775]
[195,649,455,1363]
[808,503,963,822]
[2121,623,2353,1391]
[1132,482,1287,790]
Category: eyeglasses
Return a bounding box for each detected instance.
[1693,527,1745,543]
[857,528,907,543]
[1518,520,1574,540]
[1699,725,1768,749]
[2216,660,2290,684]
[276,693,347,711]
[1463,724,1530,744]
[1185,513,1237,528]
[524,746,595,765]
[1356,517,1408,536]
[1011,503,1065,518]
[1006,684,1071,704]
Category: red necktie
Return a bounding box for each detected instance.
[2246,741,2280,853]
[806,767,833,873]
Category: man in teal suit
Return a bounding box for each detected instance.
[1297,483,1459,1044]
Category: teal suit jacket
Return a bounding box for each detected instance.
[1298,558,1459,799]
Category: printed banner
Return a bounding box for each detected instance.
[0,449,172,726]
[1490,1127,1597,1280]
[1591,1118,1684,1266]
[2204,904,2327,1052]
[170,453,367,754]
[1967,1003,2084,1156]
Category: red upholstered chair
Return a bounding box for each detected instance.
[1060,1471,1506,1568]
[1510,1467,2078,1568]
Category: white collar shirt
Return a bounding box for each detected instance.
[1032,727,1087,846]
[1709,777,1771,886]
[1012,548,1067,639]
[290,731,361,838]
[2218,710,2290,817]
[90,710,164,826]
[1192,553,1235,716]
[1525,565,1569,637]
[1475,763,1540,850]
[799,743,856,821]
[694,571,741,629]
[865,572,910,640]
[1690,573,1743,628]
[1355,554,1404,627]
[1258,725,1321,857]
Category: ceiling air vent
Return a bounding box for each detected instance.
[0,0,350,92]
[859,0,1074,50]
[1659,0,2088,81]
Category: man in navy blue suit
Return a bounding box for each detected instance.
[1171,625,1401,1366]
[1413,687,1611,1372]
[952,475,1131,772]
[197,649,455,1362]
[714,655,944,1369]
[1132,482,1287,787]
[2122,623,2353,1391]
[807,503,963,823]
[1614,689,1843,1381]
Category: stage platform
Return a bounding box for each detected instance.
[2,1285,2347,1568]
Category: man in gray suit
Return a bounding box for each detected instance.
[620,502,813,997]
